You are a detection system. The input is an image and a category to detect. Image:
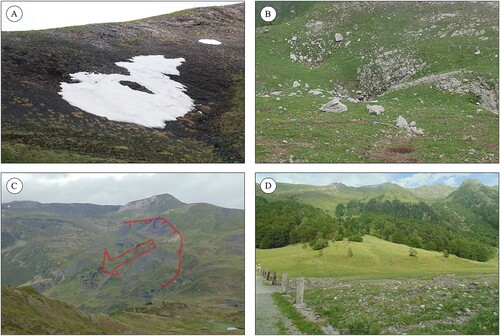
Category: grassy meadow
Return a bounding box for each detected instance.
[256,235,498,280]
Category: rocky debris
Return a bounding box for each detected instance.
[306,21,324,34]
[396,115,409,129]
[320,98,348,113]
[357,50,426,97]
[292,81,301,88]
[384,70,499,114]
[335,33,343,42]
[396,116,424,136]
[366,104,385,116]
[308,89,323,96]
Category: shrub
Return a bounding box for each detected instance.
[348,235,363,242]
[443,249,449,258]
[348,247,353,258]
[409,248,418,257]
[310,238,329,250]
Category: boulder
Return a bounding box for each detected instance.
[396,115,408,129]
[335,33,343,42]
[366,104,385,115]
[292,81,301,88]
[320,98,348,113]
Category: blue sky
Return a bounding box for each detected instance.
[256,173,498,189]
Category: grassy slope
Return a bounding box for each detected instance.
[256,2,498,163]
[256,182,440,214]
[1,285,137,334]
[256,235,498,280]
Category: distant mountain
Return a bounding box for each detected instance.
[256,181,453,214]
[408,184,456,200]
[256,179,498,261]
[1,192,244,328]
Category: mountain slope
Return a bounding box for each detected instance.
[2,3,244,163]
[256,179,498,261]
[1,193,244,319]
[256,181,451,214]
[256,1,498,163]
[1,285,137,334]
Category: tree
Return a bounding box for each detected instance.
[310,237,328,250]
[335,203,346,217]
[409,248,418,257]
[347,247,353,258]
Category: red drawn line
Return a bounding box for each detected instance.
[101,239,156,277]
[124,217,183,289]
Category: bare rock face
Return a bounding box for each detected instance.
[320,98,348,113]
[357,51,426,97]
[367,104,385,115]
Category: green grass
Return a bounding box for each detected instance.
[305,275,498,334]
[272,292,324,335]
[256,235,498,280]
[255,1,498,163]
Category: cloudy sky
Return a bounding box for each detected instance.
[256,173,498,189]
[2,173,244,209]
[2,1,239,31]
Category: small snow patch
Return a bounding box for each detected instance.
[59,55,194,128]
[198,39,221,45]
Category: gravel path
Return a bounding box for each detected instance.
[256,275,301,335]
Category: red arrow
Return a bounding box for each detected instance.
[101,239,157,277]
[124,217,183,288]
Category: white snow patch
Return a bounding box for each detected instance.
[59,55,194,128]
[198,39,222,45]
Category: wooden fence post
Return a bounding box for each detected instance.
[296,277,304,305]
[281,272,288,293]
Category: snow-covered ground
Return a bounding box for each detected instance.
[59,55,194,128]
[198,39,222,45]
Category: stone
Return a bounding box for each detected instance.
[396,115,408,129]
[320,98,348,113]
[292,81,301,88]
[290,53,298,61]
[335,33,343,42]
[415,129,424,136]
[347,97,359,103]
[309,89,323,95]
[366,104,385,115]
[409,121,416,127]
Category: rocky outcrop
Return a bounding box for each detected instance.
[384,71,499,114]
[357,50,426,97]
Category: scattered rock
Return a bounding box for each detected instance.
[347,97,359,103]
[396,115,409,129]
[366,104,385,115]
[309,89,323,96]
[320,98,348,113]
[335,33,343,42]
[292,81,301,88]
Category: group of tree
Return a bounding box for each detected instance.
[256,195,497,262]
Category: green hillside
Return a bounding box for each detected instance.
[2,194,244,333]
[256,181,432,214]
[256,235,498,280]
[1,285,137,334]
[256,1,498,163]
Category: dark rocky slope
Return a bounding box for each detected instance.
[2,3,244,162]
